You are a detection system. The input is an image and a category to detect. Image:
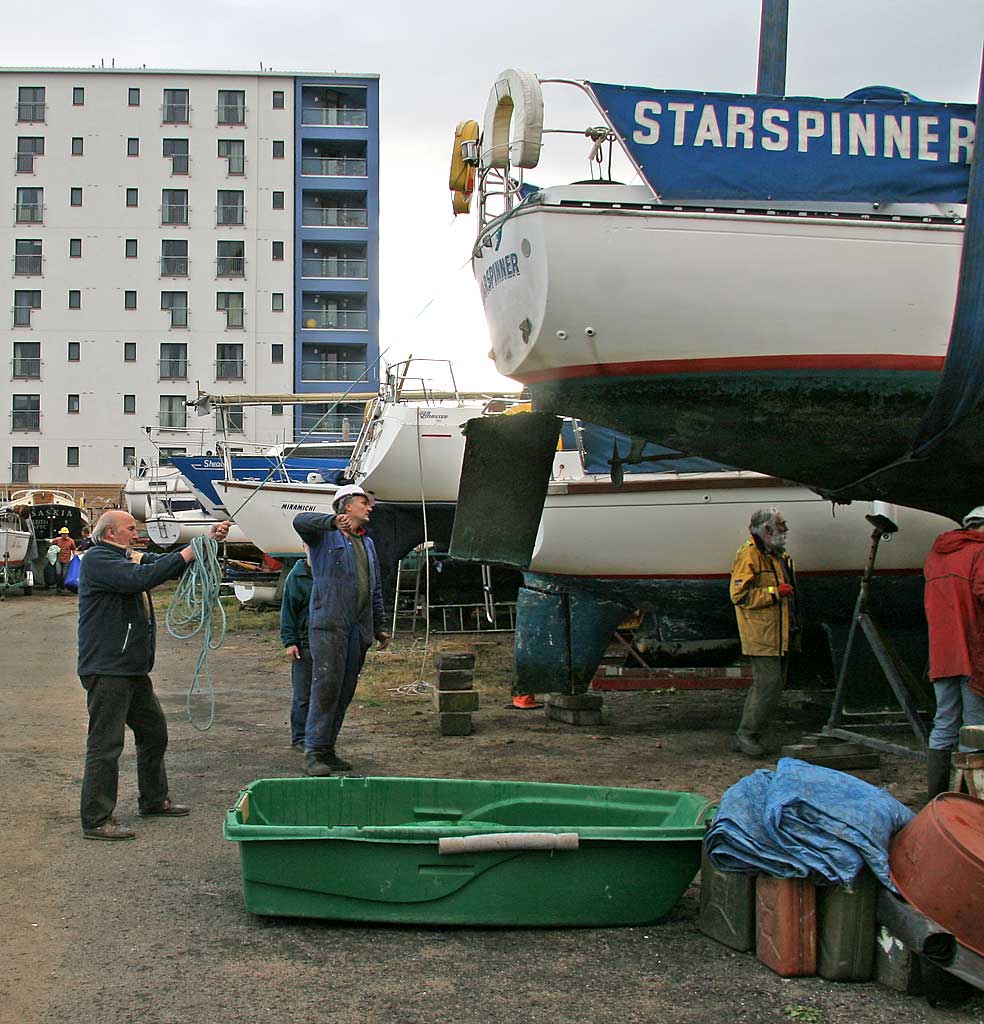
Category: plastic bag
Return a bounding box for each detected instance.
[64,554,82,593]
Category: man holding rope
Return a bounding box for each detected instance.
[293,485,390,777]
[77,510,230,840]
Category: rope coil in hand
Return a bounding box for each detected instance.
[165,535,226,730]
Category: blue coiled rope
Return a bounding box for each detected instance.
[165,535,226,731]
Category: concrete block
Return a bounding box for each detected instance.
[545,704,602,726]
[874,926,923,995]
[433,689,479,713]
[436,669,474,691]
[545,692,603,711]
[434,651,476,672]
[438,712,473,736]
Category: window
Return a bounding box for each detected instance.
[272,292,284,311]
[125,188,138,207]
[68,394,80,414]
[272,240,284,261]
[70,187,83,207]
[159,395,187,429]
[162,88,190,124]
[68,341,80,362]
[216,190,244,225]
[12,394,40,431]
[125,238,138,258]
[161,291,188,327]
[16,136,44,173]
[71,137,84,156]
[124,342,137,361]
[216,239,244,277]
[16,187,43,223]
[217,89,245,125]
[272,140,285,159]
[127,137,140,157]
[161,239,188,276]
[69,238,82,258]
[221,404,244,433]
[15,239,42,275]
[161,188,188,225]
[18,86,45,122]
[271,404,284,416]
[123,445,135,466]
[13,341,41,378]
[73,86,84,106]
[128,87,140,107]
[11,446,39,482]
[216,342,244,379]
[272,90,285,109]
[271,343,284,363]
[216,292,244,329]
[68,290,81,309]
[159,342,187,379]
[272,190,285,210]
[13,290,41,326]
[218,138,244,175]
[67,446,79,466]
[123,394,136,414]
[124,290,137,310]
[163,138,189,174]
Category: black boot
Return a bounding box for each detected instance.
[325,748,353,771]
[304,752,333,777]
[927,748,953,802]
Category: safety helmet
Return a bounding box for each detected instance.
[962,506,984,528]
[332,484,369,513]
[58,527,70,534]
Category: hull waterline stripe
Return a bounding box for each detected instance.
[521,353,945,384]
[534,568,922,580]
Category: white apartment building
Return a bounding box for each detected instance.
[0,67,380,494]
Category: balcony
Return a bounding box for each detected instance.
[162,104,190,125]
[216,256,245,277]
[11,357,41,379]
[10,461,32,483]
[301,207,367,228]
[158,411,188,429]
[167,307,189,328]
[158,359,188,380]
[301,360,368,382]
[299,411,361,434]
[223,308,245,329]
[301,157,367,177]
[216,206,244,226]
[12,306,34,327]
[226,156,245,175]
[14,255,42,275]
[17,102,46,123]
[15,153,35,173]
[170,154,189,175]
[301,256,367,279]
[217,105,246,126]
[301,106,367,127]
[11,410,40,431]
[301,308,368,330]
[215,359,244,380]
[161,204,189,226]
[15,203,43,224]
[160,256,189,277]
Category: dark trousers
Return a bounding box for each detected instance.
[737,656,787,739]
[290,646,313,746]
[54,560,68,591]
[305,623,368,755]
[79,674,170,830]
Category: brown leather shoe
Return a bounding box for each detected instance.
[138,799,191,817]
[82,818,136,841]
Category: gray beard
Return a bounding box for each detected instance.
[767,533,787,555]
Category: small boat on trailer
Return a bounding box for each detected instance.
[3,488,88,543]
[0,507,33,596]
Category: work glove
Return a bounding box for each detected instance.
[777,583,794,598]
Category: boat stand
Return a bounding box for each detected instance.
[823,516,930,759]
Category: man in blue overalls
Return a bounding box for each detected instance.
[293,485,390,776]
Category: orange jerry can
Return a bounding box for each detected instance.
[755,874,817,976]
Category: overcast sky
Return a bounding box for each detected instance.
[9,0,984,390]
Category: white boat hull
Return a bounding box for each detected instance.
[216,480,339,557]
[145,512,249,549]
[0,528,31,566]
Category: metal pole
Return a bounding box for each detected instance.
[757,0,789,96]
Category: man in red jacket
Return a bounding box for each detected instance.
[923,506,984,799]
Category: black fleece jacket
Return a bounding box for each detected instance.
[76,542,188,677]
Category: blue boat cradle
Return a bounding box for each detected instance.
[704,757,914,889]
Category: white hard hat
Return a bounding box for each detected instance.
[963,506,984,527]
[332,484,368,512]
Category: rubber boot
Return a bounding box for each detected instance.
[927,748,953,802]
[304,752,333,778]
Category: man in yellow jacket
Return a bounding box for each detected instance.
[729,508,800,757]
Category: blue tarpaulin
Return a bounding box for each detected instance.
[586,82,975,203]
[705,758,914,889]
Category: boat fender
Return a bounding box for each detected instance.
[438,832,579,854]
[481,69,543,170]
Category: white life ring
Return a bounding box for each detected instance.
[481,69,543,170]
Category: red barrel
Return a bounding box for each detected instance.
[890,792,984,956]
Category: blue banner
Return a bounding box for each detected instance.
[586,83,976,203]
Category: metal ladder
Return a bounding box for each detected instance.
[390,543,431,636]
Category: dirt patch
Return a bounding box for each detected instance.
[1,589,979,1024]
